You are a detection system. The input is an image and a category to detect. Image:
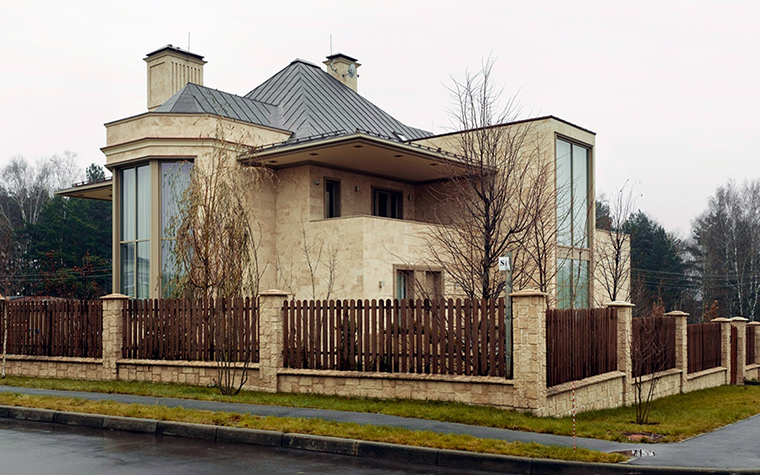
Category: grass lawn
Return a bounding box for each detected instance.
[0,391,623,464]
[2,376,760,443]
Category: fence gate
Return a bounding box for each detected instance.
[731,325,739,385]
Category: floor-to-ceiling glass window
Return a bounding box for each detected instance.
[556,137,590,308]
[120,165,151,299]
[160,161,193,295]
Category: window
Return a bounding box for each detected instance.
[557,258,589,309]
[396,270,414,300]
[373,188,403,219]
[556,137,591,309]
[120,165,151,299]
[160,161,193,294]
[395,269,443,301]
[556,138,589,248]
[324,179,340,218]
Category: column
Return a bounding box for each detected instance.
[100,293,129,380]
[665,310,689,393]
[607,301,634,403]
[257,289,290,393]
[510,289,548,415]
[731,317,748,385]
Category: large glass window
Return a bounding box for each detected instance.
[557,258,589,309]
[161,162,193,294]
[556,138,589,248]
[556,138,591,309]
[120,165,151,299]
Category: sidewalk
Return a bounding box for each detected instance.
[1,385,759,471]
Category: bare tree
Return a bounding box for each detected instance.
[167,119,271,395]
[631,301,668,425]
[426,59,549,301]
[595,182,637,304]
[300,226,339,301]
[691,180,760,320]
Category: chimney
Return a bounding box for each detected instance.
[323,53,360,93]
[144,45,207,111]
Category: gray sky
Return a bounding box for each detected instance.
[1,0,758,237]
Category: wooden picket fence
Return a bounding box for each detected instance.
[546,307,618,387]
[687,322,722,374]
[5,299,102,358]
[122,297,258,362]
[283,298,508,377]
[631,316,677,377]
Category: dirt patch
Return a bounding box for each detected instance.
[624,432,664,443]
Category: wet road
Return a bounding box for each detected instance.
[0,418,494,475]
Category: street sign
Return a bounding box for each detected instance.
[498,255,511,272]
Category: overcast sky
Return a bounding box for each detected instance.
[1,0,758,237]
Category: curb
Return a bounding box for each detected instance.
[0,405,757,475]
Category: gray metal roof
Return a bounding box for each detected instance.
[244,59,430,141]
[154,83,283,129]
[153,58,430,143]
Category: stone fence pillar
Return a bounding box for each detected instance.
[731,317,748,385]
[257,289,290,393]
[100,293,129,380]
[607,301,634,403]
[510,289,548,415]
[665,311,689,393]
[712,317,732,385]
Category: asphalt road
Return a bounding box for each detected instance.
[0,418,496,475]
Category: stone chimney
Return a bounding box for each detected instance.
[323,53,360,93]
[144,45,207,111]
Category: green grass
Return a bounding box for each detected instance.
[0,392,624,463]
[2,375,760,443]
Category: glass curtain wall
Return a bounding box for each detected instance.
[160,162,193,295]
[556,137,590,308]
[120,165,151,299]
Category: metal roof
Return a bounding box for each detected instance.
[152,57,430,144]
[244,59,430,141]
[155,84,282,129]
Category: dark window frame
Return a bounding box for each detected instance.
[324,178,341,218]
[372,187,403,219]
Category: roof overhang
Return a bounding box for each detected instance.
[55,179,113,201]
[240,133,466,184]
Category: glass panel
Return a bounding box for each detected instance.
[120,242,135,298]
[390,192,402,219]
[161,240,178,297]
[555,139,572,247]
[137,241,150,299]
[556,258,572,309]
[396,271,407,300]
[162,162,192,238]
[121,168,135,241]
[572,144,588,248]
[573,259,590,309]
[136,165,150,240]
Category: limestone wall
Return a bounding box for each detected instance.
[2,356,104,380]
[686,367,729,392]
[277,369,516,407]
[545,372,625,416]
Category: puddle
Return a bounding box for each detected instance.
[614,449,656,458]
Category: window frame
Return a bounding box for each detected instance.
[324,178,341,218]
[372,187,403,219]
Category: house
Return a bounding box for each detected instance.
[59,45,625,306]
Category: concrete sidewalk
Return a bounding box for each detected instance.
[1,385,759,471]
